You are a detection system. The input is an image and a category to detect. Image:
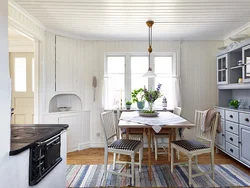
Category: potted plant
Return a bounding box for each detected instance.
[125,101,132,110]
[131,88,145,110]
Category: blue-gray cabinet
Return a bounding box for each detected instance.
[216,119,225,150]
[239,124,250,166]
[214,107,250,168]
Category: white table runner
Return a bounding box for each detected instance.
[120,111,188,133]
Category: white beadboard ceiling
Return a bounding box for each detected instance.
[14,0,250,40]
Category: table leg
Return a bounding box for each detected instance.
[168,129,172,162]
[147,128,152,181]
[173,128,177,159]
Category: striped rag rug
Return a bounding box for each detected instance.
[67,164,250,187]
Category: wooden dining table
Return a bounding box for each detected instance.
[118,111,194,181]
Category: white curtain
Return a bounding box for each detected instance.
[102,76,119,109]
[172,76,182,108]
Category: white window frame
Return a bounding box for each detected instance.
[104,52,177,108]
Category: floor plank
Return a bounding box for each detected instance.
[67,148,250,175]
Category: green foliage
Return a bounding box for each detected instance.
[143,110,155,113]
[126,101,132,105]
[131,88,145,103]
[144,83,162,103]
[229,100,240,108]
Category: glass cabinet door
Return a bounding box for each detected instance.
[242,45,250,82]
[217,54,228,84]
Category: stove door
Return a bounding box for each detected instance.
[45,136,61,168]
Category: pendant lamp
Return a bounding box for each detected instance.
[143,20,157,77]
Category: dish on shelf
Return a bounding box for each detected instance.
[229,34,249,42]
[217,46,227,50]
[138,111,159,117]
[57,107,71,112]
[237,60,243,66]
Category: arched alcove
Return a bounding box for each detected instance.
[49,94,82,113]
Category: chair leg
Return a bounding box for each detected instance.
[211,151,215,180]
[131,154,135,186]
[171,146,174,173]
[188,156,192,186]
[103,149,108,186]
[195,155,198,168]
[154,136,158,160]
[112,153,116,170]
[139,147,142,172]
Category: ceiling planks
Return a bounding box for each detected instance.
[13,0,250,40]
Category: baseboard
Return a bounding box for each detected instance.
[89,142,105,148]
[78,142,91,150]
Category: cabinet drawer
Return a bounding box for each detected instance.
[226,131,239,147]
[225,121,239,134]
[239,113,250,127]
[225,110,238,123]
[226,142,239,159]
[214,108,225,119]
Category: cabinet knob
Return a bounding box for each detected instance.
[230,137,233,141]
[230,126,233,130]
[230,149,233,153]
[245,118,249,122]
[229,115,233,118]
[238,141,242,144]
[222,134,225,137]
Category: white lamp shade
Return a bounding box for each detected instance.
[143,69,157,77]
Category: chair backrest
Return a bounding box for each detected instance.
[194,110,219,148]
[173,107,182,116]
[100,111,117,146]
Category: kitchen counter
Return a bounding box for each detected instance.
[10,124,68,156]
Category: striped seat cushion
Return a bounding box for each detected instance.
[172,140,209,151]
[108,139,141,151]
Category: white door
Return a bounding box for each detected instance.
[9,52,34,124]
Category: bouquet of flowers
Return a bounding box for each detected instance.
[144,83,162,112]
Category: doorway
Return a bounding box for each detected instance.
[8,28,35,124]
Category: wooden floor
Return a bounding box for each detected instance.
[67,148,250,176]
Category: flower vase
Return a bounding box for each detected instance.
[148,102,154,112]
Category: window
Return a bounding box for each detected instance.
[104,53,177,109]
[104,56,125,108]
[14,58,26,92]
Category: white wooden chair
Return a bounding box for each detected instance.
[171,110,219,186]
[153,107,182,160]
[100,111,143,186]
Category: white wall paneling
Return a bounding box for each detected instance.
[181,41,222,138]
[44,32,222,144]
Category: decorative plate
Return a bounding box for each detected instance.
[229,34,249,42]
[139,112,159,117]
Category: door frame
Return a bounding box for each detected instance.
[8,25,44,123]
